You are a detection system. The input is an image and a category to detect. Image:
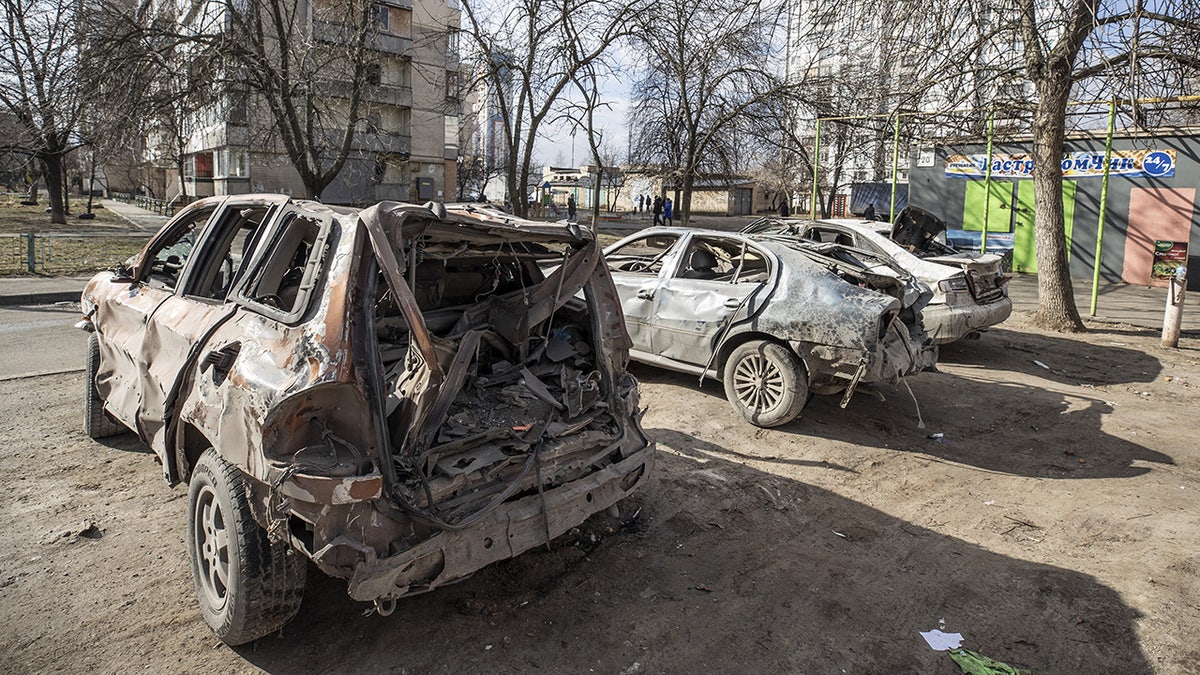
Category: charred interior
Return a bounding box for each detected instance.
[368,223,636,542]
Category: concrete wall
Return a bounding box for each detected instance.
[909,131,1200,283]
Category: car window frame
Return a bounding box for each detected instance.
[136,201,224,292]
[605,231,683,278]
[179,203,280,305]
[230,206,335,325]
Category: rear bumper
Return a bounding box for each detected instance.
[922,297,1012,344]
[343,444,655,602]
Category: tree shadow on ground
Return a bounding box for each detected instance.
[232,443,1156,674]
[937,327,1162,387]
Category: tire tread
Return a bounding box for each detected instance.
[84,333,124,438]
[190,449,306,645]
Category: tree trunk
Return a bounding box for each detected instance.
[1029,80,1086,332]
[26,172,39,205]
[43,156,67,225]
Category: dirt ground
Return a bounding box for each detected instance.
[2,313,1198,674]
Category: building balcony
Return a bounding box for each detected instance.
[312,20,413,56]
[322,81,413,108]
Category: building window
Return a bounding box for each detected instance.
[194,151,213,179]
[445,71,461,101]
[447,27,459,57]
[370,3,389,32]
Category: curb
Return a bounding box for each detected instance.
[0,366,86,382]
[0,291,82,307]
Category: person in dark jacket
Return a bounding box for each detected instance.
[652,195,664,226]
[567,195,576,220]
[780,200,790,217]
[863,202,876,220]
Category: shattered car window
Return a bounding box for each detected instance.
[243,213,328,317]
[187,207,274,301]
[144,207,216,290]
[675,238,769,283]
[605,234,679,274]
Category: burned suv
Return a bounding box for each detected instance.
[80,195,654,644]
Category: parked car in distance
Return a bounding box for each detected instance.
[80,195,654,644]
[603,227,938,427]
[744,207,1012,344]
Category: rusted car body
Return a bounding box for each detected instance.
[80,195,654,643]
[744,209,1012,344]
[603,227,938,427]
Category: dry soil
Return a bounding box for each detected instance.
[1,314,1198,674]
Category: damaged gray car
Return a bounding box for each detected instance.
[604,227,938,427]
[79,195,654,644]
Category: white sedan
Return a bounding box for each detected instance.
[745,210,1012,344]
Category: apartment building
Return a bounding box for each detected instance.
[783,0,1052,216]
[163,0,461,205]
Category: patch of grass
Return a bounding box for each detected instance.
[1,234,146,276]
[0,199,136,235]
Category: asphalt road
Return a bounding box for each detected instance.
[0,303,87,379]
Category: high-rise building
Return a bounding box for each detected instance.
[155,0,461,205]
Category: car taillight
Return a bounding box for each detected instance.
[938,275,969,293]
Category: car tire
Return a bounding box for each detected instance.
[187,449,306,646]
[722,340,808,428]
[84,333,125,438]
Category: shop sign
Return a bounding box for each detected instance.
[1151,240,1188,280]
[945,149,1176,179]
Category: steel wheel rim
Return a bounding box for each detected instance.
[194,485,230,610]
[732,352,784,413]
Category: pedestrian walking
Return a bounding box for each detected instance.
[863,202,876,220]
[567,194,576,220]
[663,198,673,226]
[779,199,790,218]
[652,195,664,226]
[636,194,643,213]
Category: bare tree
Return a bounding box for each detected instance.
[195,0,379,200]
[0,0,86,223]
[1012,0,1200,332]
[460,0,635,218]
[627,0,788,225]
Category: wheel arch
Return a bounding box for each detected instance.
[716,331,808,377]
[172,421,214,486]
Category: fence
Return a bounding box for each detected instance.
[109,192,179,217]
[1,232,147,276]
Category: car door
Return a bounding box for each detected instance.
[135,197,284,456]
[94,200,224,433]
[649,234,770,366]
[604,232,684,353]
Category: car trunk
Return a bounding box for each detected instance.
[360,203,642,536]
[923,254,1008,304]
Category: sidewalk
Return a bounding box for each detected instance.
[100,198,171,231]
[0,275,90,306]
[1007,274,1197,333]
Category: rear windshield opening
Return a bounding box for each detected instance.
[371,237,623,525]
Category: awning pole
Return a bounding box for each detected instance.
[981,110,994,255]
[1090,100,1117,317]
[889,114,901,223]
[810,119,821,219]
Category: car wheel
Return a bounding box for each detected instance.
[722,340,808,428]
[84,333,124,438]
[187,449,306,645]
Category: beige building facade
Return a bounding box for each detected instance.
[170,0,460,205]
